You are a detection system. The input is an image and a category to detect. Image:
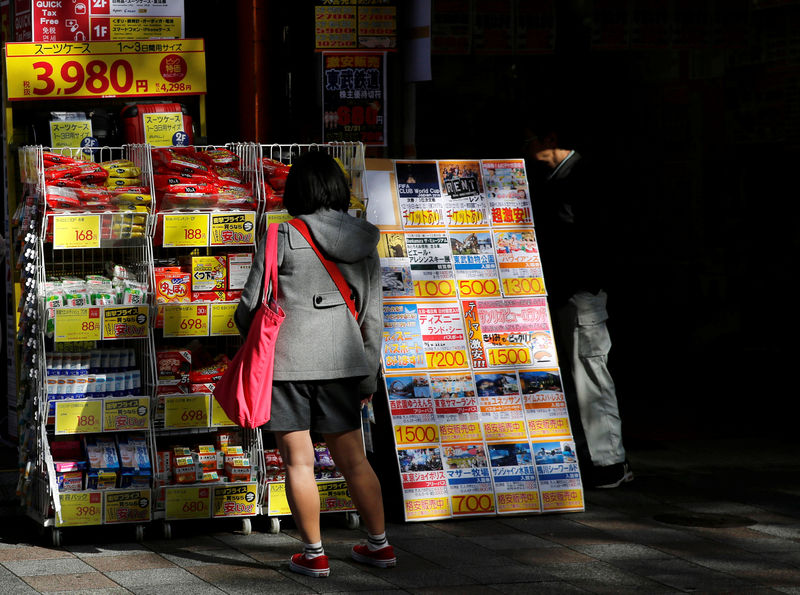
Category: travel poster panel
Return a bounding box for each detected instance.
[396,445,451,521]
[377,231,414,299]
[481,159,533,227]
[449,229,502,299]
[486,441,541,515]
[394,160,446,229]
[532,439,585,512]
[474,371,528,444]
[520,369,573,440]
[493,228,546,297]
[405,232,457,299]
[437,160,489,228]
[441,442,496,517]
[461,297,557,370]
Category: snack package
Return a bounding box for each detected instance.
[189,354,230,384]
[155,269,191,303]
[156,348,191,385]
[314,443,336,470]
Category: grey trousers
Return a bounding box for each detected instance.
[556,290,626,467]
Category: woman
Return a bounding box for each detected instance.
[235,151,394,578]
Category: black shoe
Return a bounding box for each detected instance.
[589,460,634,488]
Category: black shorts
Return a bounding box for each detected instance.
[262,378,362,434]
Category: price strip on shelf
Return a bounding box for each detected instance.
[163,303,209,337]
[54,399,103,435]
[209,303,238,336]
[52,215,101,249]
[266,212,294,226]
[54,307,102,342]
[318,480,354,513]
[212,483,257,518]
[4,39,207,101]
[162,213,209,247]
[57,491,102,527]
[104,489,151,524]
[210,212,256,246]
[103,397,149,432]
[103,306,149,340]
[267,482,291,516]
[210,396,237,427]
[163,394,210,429]
[164,486,211,521]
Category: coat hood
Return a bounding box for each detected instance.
[297,209,379,263]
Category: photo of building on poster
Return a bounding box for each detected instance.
[481,159,533,226]
[449,230,502,298]
[520,370,573,440]
[385,373,434,426]
[442,442,496,517]
[487,441,541,514]
[397,446,451,521]
[437,160,488,227]
[377,232,414,298]
[493,228,546,297]
[405,232,457,299]
[532,439,584,512]
[394,160,445,229]
[431,372,481,444]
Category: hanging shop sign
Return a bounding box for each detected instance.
[12,0,184,43]
[4,38,206,101]
[314,0,396,50]
[322,51,386,146]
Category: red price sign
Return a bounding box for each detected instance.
[5,40,206,101]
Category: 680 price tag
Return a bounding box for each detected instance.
[165,486,211,520]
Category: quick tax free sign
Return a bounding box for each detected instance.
[4,38,206,100]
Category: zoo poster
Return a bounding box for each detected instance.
[375,158,584,521]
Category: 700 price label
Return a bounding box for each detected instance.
[394,424,439,446]
[451,494,496,516]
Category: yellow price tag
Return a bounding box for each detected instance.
[143,112,187,147]
[54,400,103,435]
[5,39,206,101]
[424,349,469,370]
[103,397,149,432]
[164,486,212,520]
[163,303,209,338]
[210,212,256,246]
[53,215,101,249]
[439,421,482,443]
[57,491,103,527]
[50,120,93,149]
[451,493,496,516]
[393,423,439,446]
[318,480,355,512]
[486,347,532,367]
[413,279,456,298]
[103,306,149,340]
[266,212,293,226]
[267,482,291,516]
[162,213,209,248]
[212,483,258,518]
[501,277,546,296]
[164,394,210,429]
[405,497,451,521]
[54,307,103,342]
[209,303,238,336]
[210,397,237,427]
[104,490,151,524]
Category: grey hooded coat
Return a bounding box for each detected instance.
[234,209,382,396]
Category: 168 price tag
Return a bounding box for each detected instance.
[53,215,101,249]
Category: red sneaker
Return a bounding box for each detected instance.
[351,544,396,568]
[289,553,330,577]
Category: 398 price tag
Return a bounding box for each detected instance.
[164,394,210,429]
[53,215,101,249]
[162,213,209,248]
[57,491,102,527]
[164,486,211,520]
[163,304,209,338]
[209,303,238,336]
[55,400,103,435]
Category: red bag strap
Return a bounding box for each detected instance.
[262,223,279,308]
[287,218,357,318]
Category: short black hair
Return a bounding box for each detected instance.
[282,150,350,216]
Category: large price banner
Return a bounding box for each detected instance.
[5,38,206,101]
[377,157,584,521]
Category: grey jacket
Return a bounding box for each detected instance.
[234,209,382,395]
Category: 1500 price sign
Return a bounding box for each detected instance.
[5,40,206,101]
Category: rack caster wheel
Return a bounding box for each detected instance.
[345,512,360,530]
[134,524,145,542]
[51,527,62,547]
[162,521,172,539]
[267,516,280,534]
[241,518,252,535]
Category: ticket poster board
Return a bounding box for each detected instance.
[376,158,584,521]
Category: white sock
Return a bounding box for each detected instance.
[367,532,388,551]
[303,541,325,559]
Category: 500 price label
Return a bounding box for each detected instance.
[53,215,101,249]
[457,279,501,298]
[394,424,439,446]
[57,492,102,527]
[162,213,209,248]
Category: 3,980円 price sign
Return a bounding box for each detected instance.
[4,39,206,101]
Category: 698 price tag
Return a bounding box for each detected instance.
[163,304,209,337]
[164,394,211,429]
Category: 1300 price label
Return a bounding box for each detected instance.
[53,215,101,249]
[501,277,545,297]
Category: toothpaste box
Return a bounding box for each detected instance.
[191,256,227,291]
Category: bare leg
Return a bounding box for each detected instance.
[323,428,384,535]
[274,430,320,544]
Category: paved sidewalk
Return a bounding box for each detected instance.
[1,438,799,593]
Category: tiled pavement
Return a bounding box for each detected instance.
[1,438,799,594]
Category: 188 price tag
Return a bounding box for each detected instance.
[162,213,209,248]
[55,400,103,435]
[53,215,101,249]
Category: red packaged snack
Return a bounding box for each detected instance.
[156,349,191,385]
[44,163,85,181]
[107,186,151,195]
[212,167,244,185]
[47,178,84,188]
[152,148,208,173]
[43,152,80,166]
[262,181,283,211]
[197,148,239,166]
[189,354,230,384]
[153,172,218,190]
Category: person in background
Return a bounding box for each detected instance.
[523,121,634,489]
[235,151,395,577]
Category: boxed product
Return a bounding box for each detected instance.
[215,431,241,453]
[117,434,152,488]
[84,436,120,489]
[196,445,217,472]
[191,256,227,291]
[173,455,198,484]
[224,454,252,482]
[54,460,86,492]
[154,268,191,303]
[156,348,191,385]
[227,253,253,291]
